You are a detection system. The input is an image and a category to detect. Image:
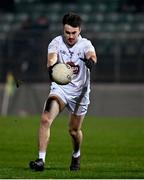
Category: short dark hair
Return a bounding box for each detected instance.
[62,12,82,28]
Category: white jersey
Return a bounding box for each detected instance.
[48,35,95,105]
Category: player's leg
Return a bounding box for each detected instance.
[69,113,85,170]
[29,95,65,171]
[39,96,65,156]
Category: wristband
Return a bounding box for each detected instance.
[80,58,95,71]
[48,63,57,81]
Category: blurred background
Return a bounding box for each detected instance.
[0,0,144,116]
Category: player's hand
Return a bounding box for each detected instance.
[48,63,57,81]
[80,58,95,71]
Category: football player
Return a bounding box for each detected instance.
[29,12,97,171]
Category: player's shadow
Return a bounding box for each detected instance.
[45,167,67,170]
[24,166,67,171]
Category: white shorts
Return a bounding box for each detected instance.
[49,86,89,116]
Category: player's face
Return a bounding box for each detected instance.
[63,24,81,46]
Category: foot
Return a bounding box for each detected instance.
[70,156,80,171]
[29,158,44,171]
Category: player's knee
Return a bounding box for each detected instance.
[69,128,80,137]
[41,114,52,128]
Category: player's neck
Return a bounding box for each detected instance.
[62,35,80,48]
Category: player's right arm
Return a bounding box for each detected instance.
[47,53,58,81]
[47,53,57,68]
[47,38,59,80]
[47,37,59,67]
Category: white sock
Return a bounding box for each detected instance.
[72,150,80,158]
[39,151,46,163]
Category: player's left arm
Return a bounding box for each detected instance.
[85,51,97,63]
[80,51,97,71]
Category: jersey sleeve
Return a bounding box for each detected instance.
[84,40,95,54]
[48,38,59,54]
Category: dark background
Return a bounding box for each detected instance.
[0,0,144,83]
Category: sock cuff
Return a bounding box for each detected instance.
[73,150,80,158]
[39,151,46,162]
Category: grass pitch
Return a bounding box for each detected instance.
[0,115,144,179]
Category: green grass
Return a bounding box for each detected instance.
[0,115,144,178]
